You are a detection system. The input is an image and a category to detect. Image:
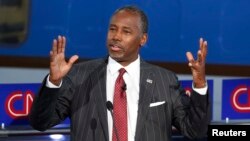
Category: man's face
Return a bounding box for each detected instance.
[106,10,147,66]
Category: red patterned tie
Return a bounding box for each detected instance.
[112,68,127,141]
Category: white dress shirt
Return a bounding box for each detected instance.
[106,56,140,141]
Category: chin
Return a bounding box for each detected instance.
[110,55,124,62]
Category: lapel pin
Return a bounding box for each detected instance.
[146,79,153,83]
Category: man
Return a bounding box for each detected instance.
[29,5,210,141]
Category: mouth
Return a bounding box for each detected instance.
[109,43,123,52]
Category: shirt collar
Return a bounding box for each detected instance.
[107,56,140,76]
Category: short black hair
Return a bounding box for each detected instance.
[113,5,148,34]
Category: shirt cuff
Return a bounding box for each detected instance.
[46,75,62,88]
[192,82,208,95]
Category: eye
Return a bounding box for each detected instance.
[123,30,131,34]
[109,27,116,32]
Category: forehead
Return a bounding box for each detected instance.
[110,10,141,29]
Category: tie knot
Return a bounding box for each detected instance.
[119,68,126,76]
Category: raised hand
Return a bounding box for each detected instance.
[49,35,79,85]
[186,38,207,88]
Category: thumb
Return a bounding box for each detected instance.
[68,55,79,66]
[186,52,194,67]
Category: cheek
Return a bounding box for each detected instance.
[125,43,140,54]
[106,33,111,41]
[127,38,141,49]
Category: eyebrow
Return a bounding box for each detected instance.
[109,24,133,30]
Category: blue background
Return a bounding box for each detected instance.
[0,0,250,66]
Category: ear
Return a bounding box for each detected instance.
[140,33,148,47]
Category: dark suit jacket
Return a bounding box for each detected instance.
[29,57,210,141]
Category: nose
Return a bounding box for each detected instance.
[112,30,122,41]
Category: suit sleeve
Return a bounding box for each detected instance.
[29,74,74,131]
[171,75,211,139]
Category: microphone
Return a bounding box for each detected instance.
[106,101,113,111]
[106,101,120,141]
[122,83,127,91]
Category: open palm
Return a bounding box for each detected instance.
[49,36,79,85]
[186,38,207,88]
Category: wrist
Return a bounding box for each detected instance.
[48,76,61,86]
[194,81,206,88]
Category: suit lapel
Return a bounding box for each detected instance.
[135,60,155,141]
[90,59,109,141]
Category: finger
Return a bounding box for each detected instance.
[197,38,203,61]
[52,39,57,55]
[197,50,202,63]
[199,38,203,50]
[199,38,208,62]
[57,35,62,53]
[49,51,54,61]
[201,40,208,60]
[68,55,79,66]
[186,52,194,62]
[62,36,66,53]
[49,50,54,62]
[186,52,194,67]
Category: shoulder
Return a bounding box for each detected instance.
[141,60,179,85]
[142,60,176,76]
[64,57,107,83]
[66,58,107,76]
[73,58,107,70]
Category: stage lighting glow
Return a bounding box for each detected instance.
[49,134,64,140]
